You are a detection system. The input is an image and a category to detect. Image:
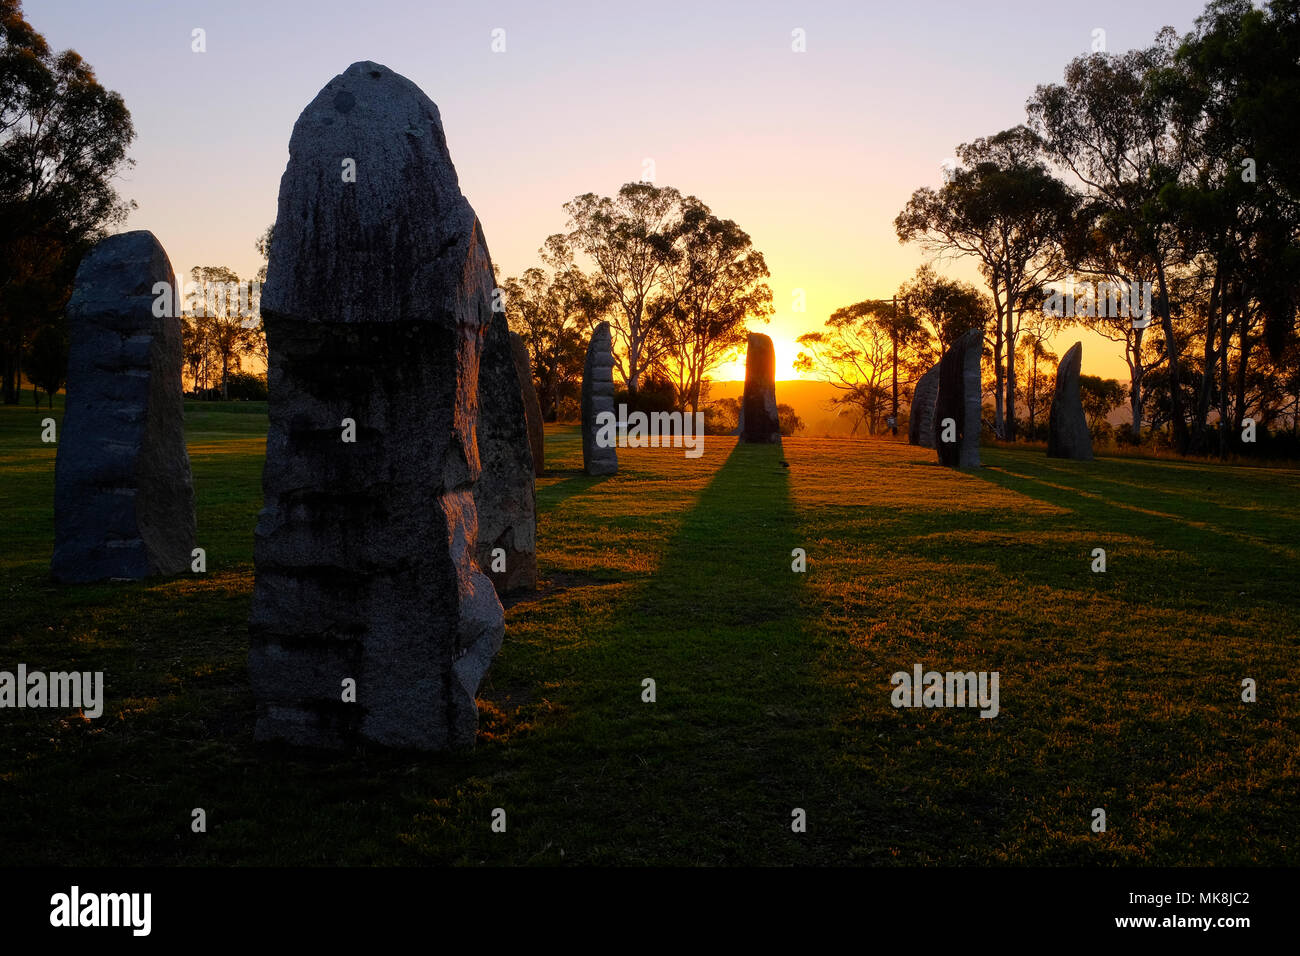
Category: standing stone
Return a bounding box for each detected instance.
[248,61,504,751]
[51,231,195,583]
[908,362,940,448]
[933,327,982,468]
[510,332,544,477]
[1048,341,1094,461]
[581,322,618,476]
[738,332,781,443]
[475,315,537,594]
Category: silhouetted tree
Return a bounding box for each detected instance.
[1078,374,1128,433]
[24,315,66,407]
[1029,35,1192,450]
[896,126,1075,440]
[0,0,135,403]
[795,300,928,436]
[565,183,690,399]
[662,200,773,418]
[186,266,259,400]
[503,233,609,421]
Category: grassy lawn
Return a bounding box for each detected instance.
[1,399,1296,865]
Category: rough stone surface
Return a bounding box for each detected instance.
[474,315,537,594]
[934,327,982,469]
[248,61,504,751]
[581,322,618,476]
[510,332,544,477]
[738,332,781,443]
[52,230,195,583]
[909,362,940,448]
[1048,341,1094,461]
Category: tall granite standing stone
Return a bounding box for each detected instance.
[738,332,781,443]
[581,322,618,476]
[1048,341,1094,461]
[51,231,195,583]
[510,332,545,477]
[475,315,537,594]
[933,327,982,469]
[908,362,940,449]
[248,61,504,751]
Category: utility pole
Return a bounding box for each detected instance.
[890,296,899,436]
[858,293,908,437]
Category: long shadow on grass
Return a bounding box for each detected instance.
[975,450,1300,576]
[990,451,1300,540]
[536,470,612,510]
[543,440,836,864]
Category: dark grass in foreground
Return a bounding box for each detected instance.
[0,401,1296,864]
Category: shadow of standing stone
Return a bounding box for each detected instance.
[51,230,195,583]
[1047,341,1094,461]
[248,61,504,751]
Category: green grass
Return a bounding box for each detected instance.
[1,400,1296,865]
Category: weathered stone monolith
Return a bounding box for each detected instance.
[934,327,982,468]
[738,332,781,443]
[51,230,195,584]
[475,315,537,594]
[248,61,504,751]
[510,332,544,477]
[582,322,618,476]
[908,362,940,448]
[1048,341,1094,461]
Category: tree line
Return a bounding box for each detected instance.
[1,2,273,407]
[503,182,773,423]
[0,0,134,406]
[8,0,1298,457]
[801,0,1300,456]
[179,230,273,401]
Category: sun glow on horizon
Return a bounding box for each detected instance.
[710,331,812,383]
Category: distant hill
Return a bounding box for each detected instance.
[709,378,1135,435]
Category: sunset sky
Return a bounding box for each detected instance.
[28,0,1209,382]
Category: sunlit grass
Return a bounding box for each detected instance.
[0,401,1296,865]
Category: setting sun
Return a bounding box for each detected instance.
[713,331,810,382]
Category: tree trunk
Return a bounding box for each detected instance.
[1192,270,1221,454]
[1155,261,1188,453]
[1004,300,1017,442]
[1133,332,1144,444]
[991,286,1005,440]
[1232,315,1251,443]
[1025,357,1034,431]
[2,345,20,405]
[891,333,899,436]
[626,339,640,403]
[1218,307,1232,458]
